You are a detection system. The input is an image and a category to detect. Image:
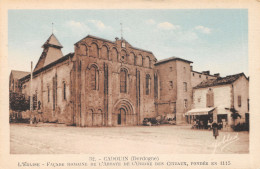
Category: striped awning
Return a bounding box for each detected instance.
[185,107,215,116]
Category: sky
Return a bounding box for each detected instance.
[8,9,248,77]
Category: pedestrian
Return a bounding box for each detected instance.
[212,122,219,139]
[208,120,212,130]
[33,115,38,127]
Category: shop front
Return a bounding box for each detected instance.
[185,107,215,129]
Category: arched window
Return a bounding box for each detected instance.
[120,69,127,93]
[90,65,98,90]
[154,73,158,99]
[146,74,151,95]
[63,81,66,100]
[47,86,50,102]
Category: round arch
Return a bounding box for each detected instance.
[113,99,136,126]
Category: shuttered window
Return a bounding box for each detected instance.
[206,89,214,107]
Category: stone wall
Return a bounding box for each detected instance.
[73,36,157,127]
[191,71,217,87]
[233,76,249,123]
[20,59,73,124]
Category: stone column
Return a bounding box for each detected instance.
[81,60,86,127]
[107,63,113,126]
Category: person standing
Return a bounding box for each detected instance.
[212,122,219,139]
[208,120,212,130]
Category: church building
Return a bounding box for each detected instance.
[10,33,249,127]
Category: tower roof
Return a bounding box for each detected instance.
[34,34,63,72]
[42,34,63,48]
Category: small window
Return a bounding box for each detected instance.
[169,81,173,89]
[238,95,241,107]
[199,75,201,78]
[169,67,173,72]
[184,67,186,73]
[90,65,98,90]
[193,73,195,76]
[183,82,187,92]
[206,76,208,79]
[184,99,188,109]
[47,86,50,102]
[120,69,127,93]
[146,74,151,95]
[63,82,66,100]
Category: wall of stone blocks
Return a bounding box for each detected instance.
[73,36,157,127]
[20,59,73,124]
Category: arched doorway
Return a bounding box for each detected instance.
[117,108,126,125]
[113,99,136,126]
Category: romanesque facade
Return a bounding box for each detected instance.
[71,35,158,126]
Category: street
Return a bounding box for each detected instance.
[10,123,249,154]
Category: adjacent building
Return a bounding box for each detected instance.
[188,73,249,127]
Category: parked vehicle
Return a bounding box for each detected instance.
[143,118,159,126]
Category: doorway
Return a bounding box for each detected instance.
[117,113,121,125]
[117,108,126,125]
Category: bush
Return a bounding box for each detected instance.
[9,92,30,111]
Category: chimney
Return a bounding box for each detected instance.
[202,71,210,75]
[214,73,220,77]
[115,37,119,41]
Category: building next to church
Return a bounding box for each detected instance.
[187,73,249,127]
[10,33,249,128]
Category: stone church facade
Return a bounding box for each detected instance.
[71,35,158,126]
[11,33,245,127]
[14,34,159,127]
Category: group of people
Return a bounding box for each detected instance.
[192,118,228,139]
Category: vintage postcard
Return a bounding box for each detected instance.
[0,0,260,169]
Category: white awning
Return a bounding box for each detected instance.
[185,107,215,116]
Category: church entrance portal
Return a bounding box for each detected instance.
[117,108,126,125]
[113,99,137,126]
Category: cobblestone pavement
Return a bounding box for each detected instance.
[10,123,249,154]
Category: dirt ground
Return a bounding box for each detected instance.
[10,123,249,154]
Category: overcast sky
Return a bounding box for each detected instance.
[8,9,248,77]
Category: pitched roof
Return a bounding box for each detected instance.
[42,34,63,48]
[194,73,247,89]
[20,53,74,82]
[155,56,193,65]
[11,70,30,79]
[34,34,64,72]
